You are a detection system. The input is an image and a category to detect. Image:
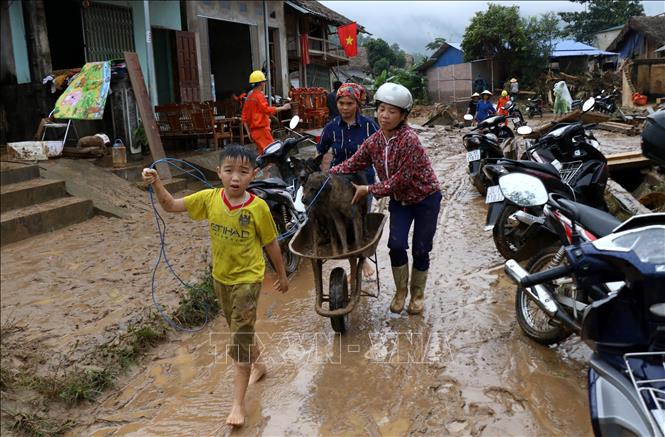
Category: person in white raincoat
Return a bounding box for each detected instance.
[553,81,572,120]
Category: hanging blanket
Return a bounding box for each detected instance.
[53,61,111,120]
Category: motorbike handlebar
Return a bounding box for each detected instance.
[520,264,573,288]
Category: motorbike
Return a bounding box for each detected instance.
[594,88,619,114]
[496,172,623,343]
[501,100,527,128]
[248,116,314,274]
[502,187,665,435]
[484,98,609,260]
[462,113,516,195]
[525,96,543,119]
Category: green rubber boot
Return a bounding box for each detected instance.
[390,265,409,313]
[407,268,428,315]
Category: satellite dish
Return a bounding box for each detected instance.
[289,115,301,130]
[463,114,474,121]
[517,125,533,135]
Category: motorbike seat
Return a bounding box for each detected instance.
[502,159,560,177]
[249,177,288,189]
[558,199,621,238]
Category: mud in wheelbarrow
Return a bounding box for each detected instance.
[288,213,387,333]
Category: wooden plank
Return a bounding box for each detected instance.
[606,151,651,170]
[526,110,611,139]
[124,51,172,180]
[597,121,639,135]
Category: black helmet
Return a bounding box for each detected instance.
[642,111,665,164]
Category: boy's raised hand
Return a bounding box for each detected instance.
[142,168,159,185]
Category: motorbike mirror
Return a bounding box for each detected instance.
[582,97,595,113]
[498,173,548,207]
[463,114,473,121]
[289,115,301,130]
[601,89,605,94]
[516,125,533,135]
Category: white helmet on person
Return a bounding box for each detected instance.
[374,82,413,112]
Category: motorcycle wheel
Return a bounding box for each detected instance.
[515,248,572,345]
[267,212,300,275]
[492,204,556,261]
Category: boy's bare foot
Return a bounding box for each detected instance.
[226,403,246,427]
[249,363,266,384]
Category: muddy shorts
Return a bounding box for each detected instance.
[214,281,261,363]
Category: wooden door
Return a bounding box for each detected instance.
[173,31,200,103]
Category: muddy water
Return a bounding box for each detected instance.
[59,125,594,436]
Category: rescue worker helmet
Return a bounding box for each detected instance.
[249,70,267,84]
[374,82,413,112]
[501,90,508,97]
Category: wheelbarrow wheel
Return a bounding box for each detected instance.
[329,267,349,333]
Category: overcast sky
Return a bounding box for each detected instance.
[320,1,665,54]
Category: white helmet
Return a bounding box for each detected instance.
[374,82,413,112]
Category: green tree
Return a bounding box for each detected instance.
[461,4,564,86]
[425,37,447,52]
[365,38,407,76]
[461,4,527,62]
[559,0,644,44]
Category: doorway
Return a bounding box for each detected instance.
[207,19,253,101]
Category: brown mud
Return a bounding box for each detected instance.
[0,121,601,436]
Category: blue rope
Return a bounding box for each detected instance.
[147,158,214,332]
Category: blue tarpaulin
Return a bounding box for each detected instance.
[550,40,618,58]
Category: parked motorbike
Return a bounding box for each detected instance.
[462,113,516,195]
[496,172,622,343]
[503,195,665,435]
[248,116,313,274]
[525,97,543,119]
[502,100,527,128]
[484,99,609,261]
[594,88,619,114]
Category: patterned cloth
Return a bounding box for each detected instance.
[53,61,110,120]
[330,124,441,205]
[336,82,362,102]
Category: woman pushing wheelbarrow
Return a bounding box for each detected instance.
[330,83,442,316]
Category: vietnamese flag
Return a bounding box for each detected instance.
[337,22,358,57]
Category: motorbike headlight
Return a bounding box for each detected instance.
[593,225,665,264]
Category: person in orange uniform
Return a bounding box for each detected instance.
[241,70,291,154]
[496,90,510,116]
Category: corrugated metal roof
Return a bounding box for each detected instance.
[416,42,464,72]
[550,39,617,57]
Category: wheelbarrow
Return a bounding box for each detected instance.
[288,213,388,333]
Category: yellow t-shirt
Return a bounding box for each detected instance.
[184,188,277,285]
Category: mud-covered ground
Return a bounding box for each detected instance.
[1,116,641,436]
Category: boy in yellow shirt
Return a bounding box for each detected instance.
[142,145,288,427]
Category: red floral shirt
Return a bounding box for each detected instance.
[330,124,441,205]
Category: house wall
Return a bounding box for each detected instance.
[594,29,621,51]
[425,62,472,105]
[8,0,30,84]
[184,1,288,101]
[433,48,464,68]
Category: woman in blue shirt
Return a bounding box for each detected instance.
[317,82,378,277]
[474,90,496,122]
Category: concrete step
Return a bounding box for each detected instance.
[0,162,40,185]
[1,196,94,246]
[1,178,67,213]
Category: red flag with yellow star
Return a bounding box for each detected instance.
[337,23,357,57]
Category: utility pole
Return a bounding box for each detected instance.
[263,0,272,103]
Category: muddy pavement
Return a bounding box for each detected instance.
[71,124,592,436]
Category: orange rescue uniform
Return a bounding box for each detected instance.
[241,88,277,153]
